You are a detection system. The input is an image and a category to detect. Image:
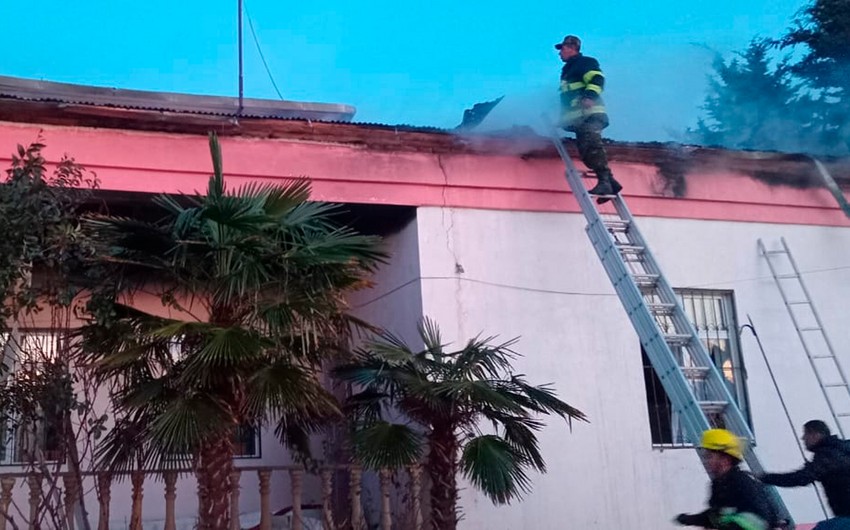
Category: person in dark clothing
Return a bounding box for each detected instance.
[676,429,776,530]
[760,420,850,530]
[555,34,622,202]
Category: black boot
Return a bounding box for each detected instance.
[588,176,614,196]
[593,175,622,204]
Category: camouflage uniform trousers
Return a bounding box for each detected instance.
[573,118,613,179]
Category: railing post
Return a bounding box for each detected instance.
[290,468,303,530]
[409,465,423,530]
[96,473,111,530]
[129,471,144,530]
[379,469,392,530]
[258,470,271,530]
[230,470,241,530]
[320,469,334,530]
[63,473,79,530]
[163,472,177,530]
[0,477,15,530]
[27,474,42,530]
[349,466,362,530]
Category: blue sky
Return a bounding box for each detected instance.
[0,0,806,142]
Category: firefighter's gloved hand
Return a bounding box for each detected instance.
[674,513,696,526]
[580,97,595,109]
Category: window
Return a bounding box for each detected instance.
[233,424,261,459]
[643,289,750,446]
[1,331,65,465]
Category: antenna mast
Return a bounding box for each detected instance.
[238,0,244,115]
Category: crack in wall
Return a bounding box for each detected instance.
[436,153,466,339]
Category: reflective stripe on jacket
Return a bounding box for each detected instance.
[559,54,608,129]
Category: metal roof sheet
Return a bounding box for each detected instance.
[0,75,356,122]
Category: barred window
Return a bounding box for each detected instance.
[643,289,750,446]
[1,331,65,465]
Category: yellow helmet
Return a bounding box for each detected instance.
[700,429,744,461]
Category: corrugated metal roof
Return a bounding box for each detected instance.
[0,75,356,122]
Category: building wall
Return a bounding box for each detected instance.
[412,206,850,529]
[3,118,850,528]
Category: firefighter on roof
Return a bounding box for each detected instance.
[555,35,622,202]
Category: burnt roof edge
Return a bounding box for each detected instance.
[0,95,847,188]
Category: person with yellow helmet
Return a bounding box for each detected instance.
[674,429,778,530]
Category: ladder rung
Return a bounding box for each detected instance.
[799,327,822,332]
[811,355,836,359]
[616,244,645,254]
[682,366,711,380]
[823,383,849,388]
[664,334,692,346]
[632,273,659,287]
[699,401,729,415]
[837,413,850,418]
[603,219,629,232]
[787,301,810,305]
[764,250,788,256]
[776,273,800,279]
[648,303,676,315]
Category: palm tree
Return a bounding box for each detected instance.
[334,319,588,530]
[80,133,386,530]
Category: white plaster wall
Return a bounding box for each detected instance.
[414,206,850,529]
[350,217,424,345]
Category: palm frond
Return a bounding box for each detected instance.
[180,327,267,386]
[148,392,231,457]
[345,389,389,424]
[352,421,423,470]
[231,178,311,216]
[496,415,547,472]
[246,361,341,422]
[511,377,588,424]
[432,380,526,415]
[95,413,155,475]
[454,335,518,379]
[460,434,531,505]
[417,317,444,358]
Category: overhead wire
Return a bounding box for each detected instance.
[352,262,850,310]
[242,0,285,100]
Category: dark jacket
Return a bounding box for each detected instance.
[679,467,775,529]
[762,435,850,517]
[559,53,609,130]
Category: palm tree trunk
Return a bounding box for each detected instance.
[427,422,459,530]
[196,434,234,530]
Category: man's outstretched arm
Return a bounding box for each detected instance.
[761,463,817,488]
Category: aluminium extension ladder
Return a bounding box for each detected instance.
[758,237,850,438]
[549,133,794,528]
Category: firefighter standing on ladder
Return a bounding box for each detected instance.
[555,35,622,202]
